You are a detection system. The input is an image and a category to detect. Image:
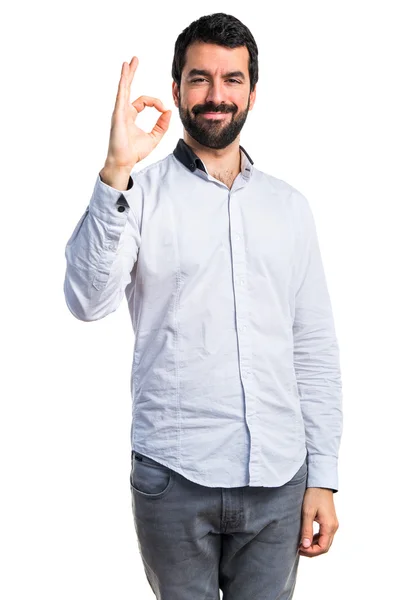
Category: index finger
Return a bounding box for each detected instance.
[115,56,138,112]
[131,95,167,114]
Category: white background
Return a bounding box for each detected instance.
[2,0,399,598]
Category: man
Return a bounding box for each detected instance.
[64,12,343,600]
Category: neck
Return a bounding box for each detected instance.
[183,132,241,182]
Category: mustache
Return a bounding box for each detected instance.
[193,103,237,116]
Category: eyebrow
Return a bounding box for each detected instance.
[187,69,246,80]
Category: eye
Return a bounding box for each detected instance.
[190,78,242,84]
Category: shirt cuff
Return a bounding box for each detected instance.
[90,173,136,219]
[306,455,339,493]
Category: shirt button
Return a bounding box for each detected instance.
[117,206,125,212]
[236,234,240,240]
[240,279,245,285]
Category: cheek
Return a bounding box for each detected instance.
[235,92,249,107]
[183,90,207,108]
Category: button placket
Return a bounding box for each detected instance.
[228,190,252,385]
[228,188,257,478]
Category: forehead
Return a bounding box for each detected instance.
[183,42,250,76]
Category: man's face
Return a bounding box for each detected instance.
[172,42,256,150]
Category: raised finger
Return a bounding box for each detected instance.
[131,95,167,114]
[124,56,139,103]
[115,57,138,112]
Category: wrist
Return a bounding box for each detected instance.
[99,164,133,191]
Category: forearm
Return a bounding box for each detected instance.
[63,172,142,321]
[294,314,343,492]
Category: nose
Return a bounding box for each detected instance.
[204,80,225,107]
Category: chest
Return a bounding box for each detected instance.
[135,185,296,290]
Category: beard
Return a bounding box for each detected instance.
[178,94,250,150]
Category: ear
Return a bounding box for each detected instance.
[249,84,257,111]
[172,81,180,108]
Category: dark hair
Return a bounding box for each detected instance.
[172,13,258,93]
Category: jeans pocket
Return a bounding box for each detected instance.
[130,452,175,498]
[285,457,308,486]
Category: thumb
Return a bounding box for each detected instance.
[150,109,172,144]
[300,517,313,548]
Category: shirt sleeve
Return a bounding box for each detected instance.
[292,191,343,493]
[63,172,142,321]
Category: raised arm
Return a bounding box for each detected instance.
[63,56,172,321]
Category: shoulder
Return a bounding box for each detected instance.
[252,167,309,209]
[130,153,173,185]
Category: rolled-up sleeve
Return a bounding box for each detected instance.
[292,191,343,493]
[63,173,142,321]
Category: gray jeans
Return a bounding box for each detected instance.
[130,451,307,600]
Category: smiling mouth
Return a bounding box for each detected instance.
[199,112,230,119]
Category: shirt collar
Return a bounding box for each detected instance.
[173,138,254,180]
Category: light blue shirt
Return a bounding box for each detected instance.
[64,138,343,492]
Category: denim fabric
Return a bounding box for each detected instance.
[130,450,307,600]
